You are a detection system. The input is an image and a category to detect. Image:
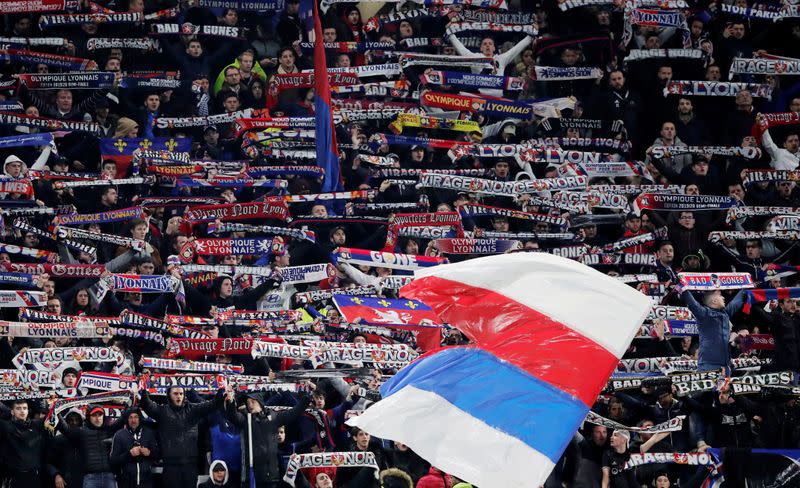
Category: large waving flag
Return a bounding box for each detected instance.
[347,253,651,488]
[313,0,340,192]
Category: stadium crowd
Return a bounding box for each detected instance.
[0,0,800,487]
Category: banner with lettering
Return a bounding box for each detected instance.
[678,272,755,290]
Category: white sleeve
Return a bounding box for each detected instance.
[761,128,782,166]
[658,27,677,45]
[340,262,381,287]
[30,144,52,170]
[497,35,533,73]
[482,118,523,139]
[447,34,474,57]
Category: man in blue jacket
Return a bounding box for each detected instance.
[677,285,746,374]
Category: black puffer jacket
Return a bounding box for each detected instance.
[57,414,126,474]
[139,389,224,465]
[226,393,311,484]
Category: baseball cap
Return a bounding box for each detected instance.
[89,406,105,416]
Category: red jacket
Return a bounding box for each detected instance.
[416,468,454,488]
[622,229,654,254]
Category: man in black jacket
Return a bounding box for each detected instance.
[110,408,160,488]
[593,70,641,149]
[335,427,386,488]
[225,390,311,488]
[275,0,306,45]
[749,298,800,373]
[0,400,49,488]
[139,387,225,488]
[57,405,127,488]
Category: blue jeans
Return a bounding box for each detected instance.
[83,472,116,488]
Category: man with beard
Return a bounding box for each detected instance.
[110,408,160,488]
[225,391,311,488]
[139,387,225,488]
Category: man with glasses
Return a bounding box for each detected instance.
[215,66,255,110]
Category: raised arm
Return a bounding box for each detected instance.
[498,35,533,68]
[224,395,246,428]
[680,290,710,321]
[30,144,53,171]
[447,33,474,57]
[137,390,162,421]
[274,393,312,426]
[724,289,747,316]
[55,414,80,442]
[638,431,670,453]
[761,127,782,165]
[187,388,226,423]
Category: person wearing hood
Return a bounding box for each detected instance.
[47,409,84,488]
[183,264,284,321]
[416,467,457,488]
[206,407,242,486]
[138,387,226,488]
[379,468,413,488]
[110,408,160,488]
[56,405,128,488]
[224,390,311,488]
[199,460,233,488]
[680,250,710,272]
[3,143,53,179]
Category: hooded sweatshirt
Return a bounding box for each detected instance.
[199,460,232,488]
